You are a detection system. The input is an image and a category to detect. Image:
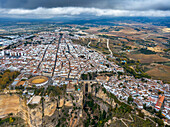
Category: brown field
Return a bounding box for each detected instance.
[127,54,170,63]
[32,78,46,84]
[0,94,20,116]
[147,46,164,53]
[113,29,140,34]
[153,38,168,43]
[146,64,170,82]
[84,27,101,34]
[0,29,5,32]
[162,28,170,33]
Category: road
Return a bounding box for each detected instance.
[65,40,75,59]
[52,34,62,77]
[87,41,91,48]
[107,39,113,56]
[37,45,49,70]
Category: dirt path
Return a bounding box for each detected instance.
[107,39,113,56]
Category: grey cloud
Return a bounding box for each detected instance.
[0,7,170,19]
[0,0,170,11]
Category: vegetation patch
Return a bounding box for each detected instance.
[138,48,156,54]
[0,70,20,89]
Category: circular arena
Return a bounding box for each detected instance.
[28,76,49,87]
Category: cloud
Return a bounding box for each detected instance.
[0,0,170,11]
[123,0,170,11]
[0,7,170,18]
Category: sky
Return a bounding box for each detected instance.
[0,0,170,18]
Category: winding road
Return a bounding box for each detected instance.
[107,39,113,56]
[87,41,91,48]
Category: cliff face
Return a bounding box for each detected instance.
[24,95,76,127]
[58,98,65,108]
[18,97,29,126]
[0,94,30,126]
[27,104,42,127]
[44,98,57,117]
[91,86,116,108]
[25,97,61,127]
[0,86,114,127]
[0,94,20,116]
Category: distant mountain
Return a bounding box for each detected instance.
[0,16,170,27]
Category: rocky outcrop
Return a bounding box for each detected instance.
[95,88,116,108]
[18,97,29,126]
[0,94,20,116]
[44,98,57,117]
[27,104,42,127]
[58,98,65,108]
[0,92,84,127]
[19,97,60,127]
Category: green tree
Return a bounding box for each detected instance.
[128,95,133,104]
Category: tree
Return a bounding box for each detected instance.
[143,103,146,109]
[9,117,14,123]
[74,85,78,91]
[156,110,164,119]
[155,118,164,127]
[81,74,88,80]
[127,95,133,104]
[0,70,20,90]
[138,110,144,118]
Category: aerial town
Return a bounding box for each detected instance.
[0,28,169,126]
[0,0,170,125]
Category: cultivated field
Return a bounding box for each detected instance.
[127,54,170,63]
[147,46,164,53]
[146,64,170,82]
[162,28,170,33]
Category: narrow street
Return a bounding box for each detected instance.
[52,34,62,77]
[37,45,49,70]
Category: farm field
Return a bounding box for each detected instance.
[146,64,170,82]
[127,54,170,63]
